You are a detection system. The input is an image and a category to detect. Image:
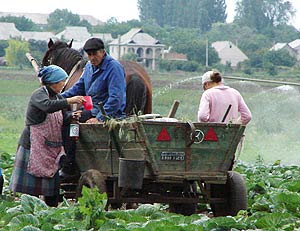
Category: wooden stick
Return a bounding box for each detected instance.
[221,104,232,122]
[26,52,40,74]
[167,100,180,118]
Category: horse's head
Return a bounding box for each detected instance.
[42,39,73,67]
[42,38,85,76]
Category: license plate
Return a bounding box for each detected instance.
[160,152,185,161]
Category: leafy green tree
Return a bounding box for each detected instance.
[235,0,295,33]
[271,25,300,42]
[247,49,268,68]
[28,39,48,66]
[175,39,219,66]
[199,0,227,32]
[263,50,296,67]
[138,0,163,25]
[158,59,201,72]
[139,26,218,66]
[154,27,201,48]
[207,22,273,66]
[5,39,30,67]
[120,52,138,61]
[47,9,82,33]
[0,16,39,31]
[0,40,9,57]
[93,19,142,39]
[264,62,278,75]
[180,60,200,72]
[78,19,92,32]
[138,0,226,30]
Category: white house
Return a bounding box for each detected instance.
[109,28,165,70]
[288,39,300,60]
[55,27,113,50]
[55,26,91,44]
[212,41,248,68]
[0,12,103,26]
[92,33,113,43]
[270,42,298,59]
[0,22,22,40]
[21,31,55,42]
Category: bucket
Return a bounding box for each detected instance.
[118,158,145,189]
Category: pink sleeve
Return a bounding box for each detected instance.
[238,95,252,125]
[198,93,210,122]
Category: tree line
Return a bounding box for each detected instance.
[138,0,227,32]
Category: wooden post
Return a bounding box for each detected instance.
[26,52,40,74]
[167,100,180,118]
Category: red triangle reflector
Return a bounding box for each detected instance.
[157,127,171,141]
[204,128,218,141]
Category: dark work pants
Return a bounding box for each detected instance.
[61,110,93,175]
[61,125,79,175]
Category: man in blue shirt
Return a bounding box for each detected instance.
[61,37,126,122]
[60,38,126,179]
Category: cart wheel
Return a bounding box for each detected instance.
[210,171,247,217]
[76,169,106,199]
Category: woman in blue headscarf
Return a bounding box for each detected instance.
[10,65,84,206]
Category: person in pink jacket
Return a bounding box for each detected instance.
[198,70,252,125]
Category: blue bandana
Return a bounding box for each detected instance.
[38,65,68,84]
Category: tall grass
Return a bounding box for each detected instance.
[0,68,37,154]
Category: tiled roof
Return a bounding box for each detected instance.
[22,31,55,41]
[212,41,248,67]
[270,43,288,51]
[0,12,103,26]
[289,39,300,49]
[109,28,164,47]
[56,26,91,42]
[92,33,113,42]
[0,22,22,40]
[164,52,187,61]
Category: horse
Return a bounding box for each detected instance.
[42,38,152,115]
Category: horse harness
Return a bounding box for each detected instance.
[63,60,82,90]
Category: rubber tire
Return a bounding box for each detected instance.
[210,171,247,217]
[76,169,106,199]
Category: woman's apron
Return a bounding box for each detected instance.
[27,110,65,178]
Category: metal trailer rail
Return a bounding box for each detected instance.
[223,75,300,86]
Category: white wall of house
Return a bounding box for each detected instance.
[212,41,248,68]
[109,28,165,70]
